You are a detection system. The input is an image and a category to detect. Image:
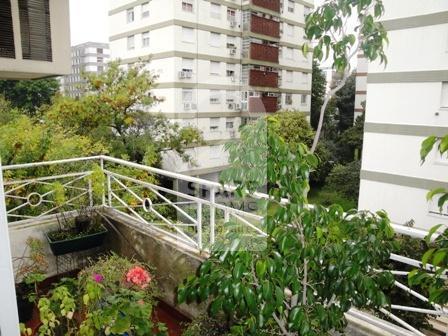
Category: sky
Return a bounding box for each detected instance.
[69,0,326,46]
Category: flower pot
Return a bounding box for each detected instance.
[16,283,34,323]
[46,226,108,256]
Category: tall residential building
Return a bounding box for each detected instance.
[358,0,448,231]
[0,1,71,334]
[108,0,313,180]
[60,42,110,98]
[354,53,367,119]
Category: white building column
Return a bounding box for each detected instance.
[0,160,20,336]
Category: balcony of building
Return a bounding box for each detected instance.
[243,13,280,39]
[249,69,279,87]
[249,41,279,63]
[251,0,281,13]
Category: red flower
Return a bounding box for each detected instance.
[126,266,151,289]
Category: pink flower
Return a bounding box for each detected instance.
[92,273,104,283]
[126,266,151,289]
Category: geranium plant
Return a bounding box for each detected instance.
[35,254,167,336]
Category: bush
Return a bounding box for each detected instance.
[308,189,356,211]
[325,161,361,201]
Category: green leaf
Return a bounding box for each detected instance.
[433,249,447,266]
[439,135,448,154]
[420,136,437,162]
[256,260,267,278]
[233,262,245,280]
[427,188,447,201]
[422,248,435,266]
[425,224,444,244]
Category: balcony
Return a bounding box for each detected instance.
[252,0,281,13]
[250,14,280,38]
[0,155,444,335]
[248,95,278,113]
[250,42,279,63]
[249,69,279,87]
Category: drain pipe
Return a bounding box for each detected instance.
[0,159,20,336]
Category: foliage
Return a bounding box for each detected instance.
[325,161,361,202]
[179,119,395,336]
[0,78,59,116]
[13,238,49,303]
[36,254,166,336]
[333,73,356,133]
[45,61,202,165]
[310,62,327,130]
[338,112,365,161]
[308,189,356,212]
[409,135,448,304]
[303,0,388,152]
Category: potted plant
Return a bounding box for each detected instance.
[35,254,167,336]
[46,207,108,256]
[14,238,49,323]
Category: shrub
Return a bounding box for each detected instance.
[325,161,361,201]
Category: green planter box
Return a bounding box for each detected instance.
[46,227,108,256]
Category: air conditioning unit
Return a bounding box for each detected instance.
[178,71,192,79]
[228,103,235,110]
[229,19,237,28]
[184,102,192,110]
[229,48,237,56]
[191,103,197,110]
[230,76,235,82]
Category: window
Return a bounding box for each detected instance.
[97,48,103,54]
[302,72,309,84]
[226,63,235,77]
[227,8,236,21]
[210,3,221,19]
[141,2,149,18]
[127,8,134,23]
[127,35,135,50]
[182,0,193,12]
[226,118,235,129]
[286,23,294,37]
[287,0,295,13]
[182,58,194,72]
[226,90,235,102]
[182,27,194,42]
[97,56,104,63]
[301,94,307,105]
[210,90,221,104]
[142,31,150,47]
[227,35,236,48]
[210,32,221,47]
[210,61,221,75]
[210,118,220,131]
[285,70,293,82]
[284,47,293,60]
[285,93,292,105]
[183,89,193,102]
[442,82,448,108]
[18,0,52,61]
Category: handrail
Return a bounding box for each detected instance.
[2,155,438,240]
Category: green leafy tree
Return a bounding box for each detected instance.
[178,118,395,336]
[0,78,59,115]
[303,0,388,152]
[45,61,202,165]
[338,112,365,162]
[310,61,327,130]
[334,73,356,133]
[325,160,361,202]
[408,135,448,304]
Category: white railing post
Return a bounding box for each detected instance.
[224,209,230,223]
[100,157,106,206]
[0,159,20,336]
[197,202,202,250]
[209,187,216,246]
[88,179,94,207]
[107,174,112,207]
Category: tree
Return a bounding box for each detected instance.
[325,160,361,202]
[303,0,388,152]
[338,112,365,161]
[0,78,59,115]
[178,118,395,336]
[334,73,356,133]
[310,62,326,130]
[45,61,202,166]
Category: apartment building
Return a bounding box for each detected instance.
[60,42,110,98]
[0,1,71,334]
[358,0,448,231]
[108,0,313,180]
[354,53,367,119]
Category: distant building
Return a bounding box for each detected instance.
[359,0,448,231]
[107,0,313,179]
[354,53,367,119]
[60,42,110,98]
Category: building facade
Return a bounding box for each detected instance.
[60,42,110,98]
[358,0,448,230]
[0,1,71,334]
[108,0,313,179]
[354,53,367,119]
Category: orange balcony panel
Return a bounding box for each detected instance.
[252,0,280,12]
[249,96,278,113]
[250,15,280,38]
[250,43,279,63]
[249,69,278,88]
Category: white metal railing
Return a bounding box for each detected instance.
[1,155,447,335]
